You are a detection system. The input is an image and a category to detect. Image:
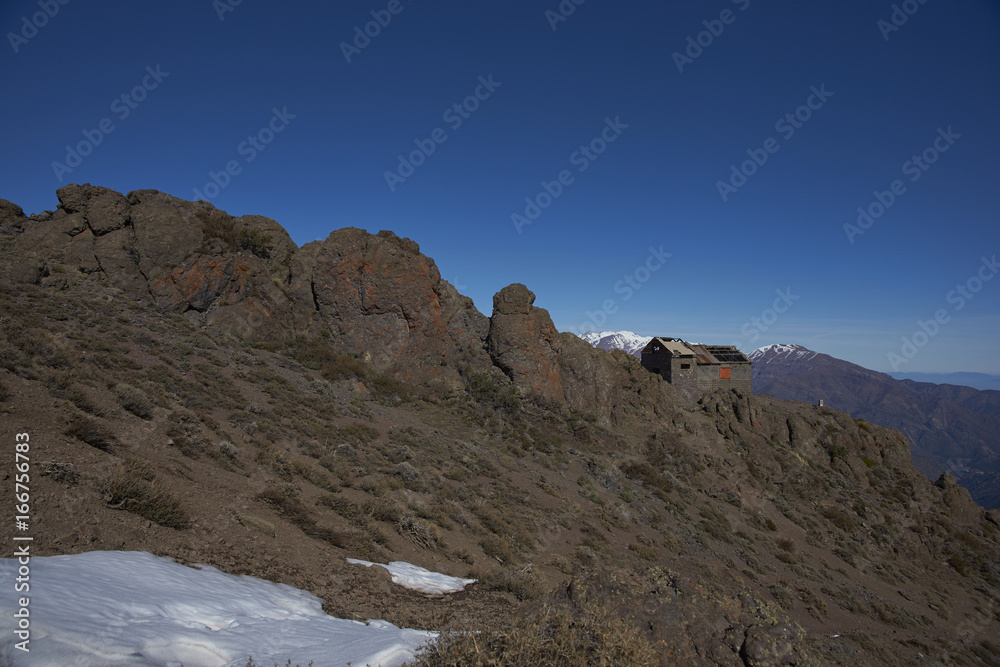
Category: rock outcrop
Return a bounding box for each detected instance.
[1,184,496,389]
[1,184,684,414]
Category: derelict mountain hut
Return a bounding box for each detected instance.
[640,337,752,394]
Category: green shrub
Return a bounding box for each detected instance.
[237,228,273,258]
[466,372,519,413]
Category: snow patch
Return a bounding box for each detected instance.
[347,559,476,595]
[0,551,433,667]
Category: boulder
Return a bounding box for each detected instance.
[57,183,130,235]
[487,284,565,406]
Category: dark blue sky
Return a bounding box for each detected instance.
[3,0,999,373]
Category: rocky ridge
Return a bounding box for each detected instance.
[1,184,675,424]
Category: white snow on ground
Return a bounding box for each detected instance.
[346,559,476,595]
[0,551,433,667]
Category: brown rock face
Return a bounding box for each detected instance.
[306,228,490,386]
[2,184,492,389]
[487,284,565,406]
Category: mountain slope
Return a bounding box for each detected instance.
[750,344,1000,508]
[2,187,1000,665]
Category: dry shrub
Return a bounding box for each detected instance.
[39,460,79,485]
[474,565,544,602]
[257,488,347,548]
[362,496,404,523]
[65,418,116,452]
[480,534,516,564]
[116,383,154,419]
[777,537,797,553]
[398,515,443,550]
[822,507,857,532]
[104,459,187,528]
[628,541,659,562]
[67,385,105,416]
[620,461,672,501]
[406,604,658,666]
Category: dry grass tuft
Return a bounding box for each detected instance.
[103,459,188,528]
[405,604,659,666]
[116,383,154,419]
[65,417,116,452]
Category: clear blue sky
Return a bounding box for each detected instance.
[2,0,999,373]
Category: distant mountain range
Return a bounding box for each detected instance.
[577,333,1000,508]
[749,343,1000,509]
[889,371,1000,392]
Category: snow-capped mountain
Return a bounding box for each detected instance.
[748,343,819,365]
[577,331,652,359]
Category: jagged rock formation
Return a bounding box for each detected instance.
[0,184,681,423]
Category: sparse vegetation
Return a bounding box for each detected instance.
[103,459,188,528]
[466,371,519,414]
[237,227,273,258]
[65,417,116,451]
[406,604,658,666]
[256,487,346,548]
[115,383,154,419]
